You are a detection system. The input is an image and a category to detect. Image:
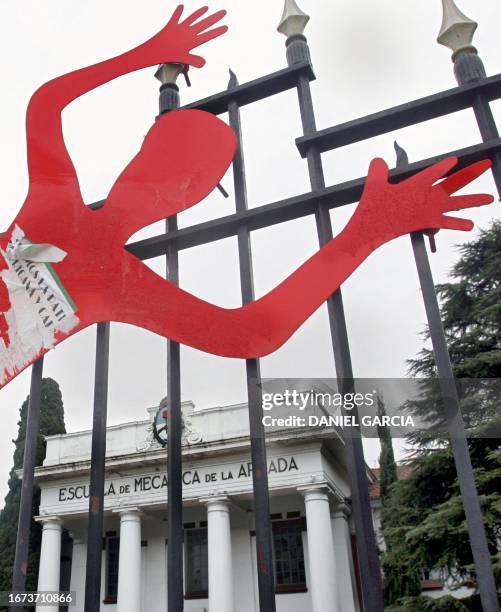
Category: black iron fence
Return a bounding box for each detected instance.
[9,3,501,612]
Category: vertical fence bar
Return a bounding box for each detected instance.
[452,50,501,196]
[12,357,44,593]
[166,332,183,612]
[84,322,111,612]
[410,233,499,611]
[285,34,384,611]
[228,70,277,612]
[394,141,500,610]
[158,75,184,612]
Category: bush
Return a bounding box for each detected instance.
[386,595,470,612]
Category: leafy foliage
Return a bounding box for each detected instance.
[381,222,501,609]
[409,222,501,381]
[385,594,471,612]
[0,378,65,598]
[377,396,398,502]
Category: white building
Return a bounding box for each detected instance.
[34,401,369,612]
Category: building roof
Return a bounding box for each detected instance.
[369,464,413,499]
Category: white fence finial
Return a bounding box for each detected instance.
[278,0,310,38]
[438,0,478,56]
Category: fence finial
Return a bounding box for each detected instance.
[277,0,310,38]
[437,0,477,56]
[228,69,239,89]
[155,63,184,85]
[156,63,184,114]
[394,141,409,168]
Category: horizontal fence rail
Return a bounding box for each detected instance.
[123,137,501,259]
[296,71,501,155]
[183,62,315,114]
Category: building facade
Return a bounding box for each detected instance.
[34,401,366,612]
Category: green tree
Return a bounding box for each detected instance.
[0,378,66,596]
[377,396,398,502]
[377,396,423,603]
[381,222,501,610]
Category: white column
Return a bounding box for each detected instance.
[115,508,142,612]
[35,516,62,612]
[332,504,359,612]
[202,496,234,612]
[300,487,339,612]
[68,533,86,612]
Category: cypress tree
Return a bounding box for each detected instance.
[377,396,398,503]
[379,397,422,604]
[0,378,66,597]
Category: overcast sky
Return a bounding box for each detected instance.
[0,0,500,502]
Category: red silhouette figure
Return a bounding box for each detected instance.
[0,6,494,388]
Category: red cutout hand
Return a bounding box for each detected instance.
[0,6,494,389]
[347,157,493,242]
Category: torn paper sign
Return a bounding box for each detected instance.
[0,225,79,385]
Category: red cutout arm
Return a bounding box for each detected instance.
[112,226,380,357]
[21,6,227,206]
[107,157,494,358]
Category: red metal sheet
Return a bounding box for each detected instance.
[0,6,494,388]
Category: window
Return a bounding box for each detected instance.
[105,535,120,603]
[421,568,444,591]
[272,519,307,593]
[185,527,208,598]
